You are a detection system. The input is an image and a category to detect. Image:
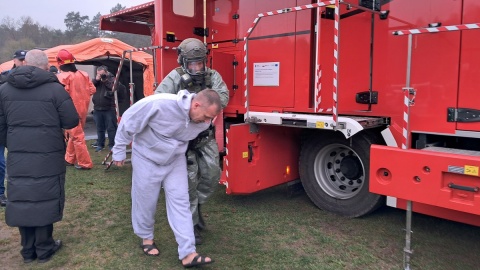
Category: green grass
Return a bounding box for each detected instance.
[1,140,480,269]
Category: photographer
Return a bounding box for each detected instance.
[92,65,126,152]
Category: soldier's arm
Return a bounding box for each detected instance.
[210,70,229,108]
[154,70,181,94]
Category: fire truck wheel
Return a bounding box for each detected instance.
[299,131,385,217]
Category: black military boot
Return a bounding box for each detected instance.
[197,203,206,230]
[194,225,203,245]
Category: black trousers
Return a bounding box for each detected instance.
[18,224,55,260]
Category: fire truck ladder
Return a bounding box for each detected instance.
[103,45,176,170]
[242,0,389,138]
[393,22,480,270]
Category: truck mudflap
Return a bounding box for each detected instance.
[220,123,300,194]
[370,145,480,215]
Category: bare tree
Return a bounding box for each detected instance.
[0,38,35,67]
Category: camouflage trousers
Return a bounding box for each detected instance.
[186,132,220,226]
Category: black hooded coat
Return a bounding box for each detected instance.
[0,65,79,227]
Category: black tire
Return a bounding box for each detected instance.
[299,131,385,217]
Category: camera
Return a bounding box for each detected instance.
[104,90,114,98]
[100,74,107,80]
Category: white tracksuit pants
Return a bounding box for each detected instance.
[131,151,195,260]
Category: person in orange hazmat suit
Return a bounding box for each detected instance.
[56,49,96,170]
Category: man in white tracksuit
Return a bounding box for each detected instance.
[112,89,220,267]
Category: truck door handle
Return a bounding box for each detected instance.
[248,144,253,162]
[448,183,479,192]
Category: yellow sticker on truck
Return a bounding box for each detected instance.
[316,121,325,128]
[464,165,479,176]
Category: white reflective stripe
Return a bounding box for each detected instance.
[381,127,398,147]
[386,196,397,208]
[466,23,480,29]
[245,111,364,138]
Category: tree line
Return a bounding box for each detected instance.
[0,4,150,64]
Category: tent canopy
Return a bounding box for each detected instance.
[0,38,156,97]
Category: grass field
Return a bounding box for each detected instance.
[1,141,480,269]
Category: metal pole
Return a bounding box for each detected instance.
[404,200,413,270]
[405,34,413,92]
[152,48,158,88]
[129,51,134,107]
[403,33,414,270]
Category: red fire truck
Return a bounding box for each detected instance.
[100,0,480,228]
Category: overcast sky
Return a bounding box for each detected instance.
[0,0,151,30]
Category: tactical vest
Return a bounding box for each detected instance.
[175,67,212,93]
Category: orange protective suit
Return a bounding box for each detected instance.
[57,71,96,168]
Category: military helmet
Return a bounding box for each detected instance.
[177,38,207,76]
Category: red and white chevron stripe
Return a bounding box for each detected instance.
[257,1,336,18]
[402,90,410,149]
[332,0,339,127]
[315,65,322,112]
[393,23,480,36]
[112,54,125,122]
[225,129,229,180]
[128,83,134,107]
[317,108,333,113]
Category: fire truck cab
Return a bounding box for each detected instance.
[100,0,480,226]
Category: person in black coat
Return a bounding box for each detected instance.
[0,49,79,264]
[91,65,126,152]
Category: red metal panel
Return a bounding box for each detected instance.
[318,6,372,114]
[457,0,480,132]
[208,0,239,48]
[371,0,462,136]
[232,0,297,109]
[210,51,235,95]
[293,1,314,111]
[248,36,296,108]
[221,124,300,194]
[153,0,205,79]
[395,199,480,227]
[237,0,297,40]
[210,50,245,115]
[370,145,480,215]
